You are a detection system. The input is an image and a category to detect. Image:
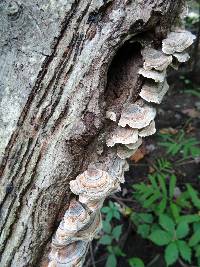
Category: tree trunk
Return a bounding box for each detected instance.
[0,1,185,266]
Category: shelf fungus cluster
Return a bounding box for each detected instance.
[48,29,195,267]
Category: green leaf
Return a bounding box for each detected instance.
[189,228,200,247]
[128,257,144,267]
[164,242,179,266]
[106,212,113,222]
[138,213,153,224]
[177,240,191,263]
[187,184,200,209]
[106,254,117,267]
[176,222,189,239]
[137,224,150,238]
[156,197,167,214]
[159,214,175,233]
[102,220,112,234]
[113,210,120,220]
[149,230,171,246]
[177,214,200,224]
[109,201,115,208]
[170,203,180,221]
[143,193,160,208]
[112,225,122,241]
[195,244,200,257]
[99,235,112,245]
[101,207,110,213]
[169,175,176,199]
[113,246,126,257]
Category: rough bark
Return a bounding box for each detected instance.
[0,1,184,266]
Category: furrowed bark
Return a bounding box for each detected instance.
[0,1,185,266]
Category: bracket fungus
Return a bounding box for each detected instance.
[106,126,138,147]
[162,30,196,55]
[138,68,166,83]
[49,241,88,267]
[108,157,129,183]
[61,199,91,233]
[125,137,142,150]
[118,100,156,129]
[139,120,156,137]
[173,52,190,63]
[117,145,138,159]
[70,167,120,201]
[139,80,169,104]
[54,212,101,245]
[106,110,117,122]
[48,26,195,267]
[142,47,172,71]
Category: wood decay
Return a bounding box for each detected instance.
[48,29,195,267]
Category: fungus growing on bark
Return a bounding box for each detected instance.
[117,145,138,159]
[162,30,196,54]
[139,120,156,137]
[54,212,101,245]
[106,126,138,147]
[70,167,120,201]
[139,79,169,104]
[173,52,190,62]
[138,68,166,83]
[125,137,142,150]
[47,22,195,267]
[118,100,156,129]
[108,157,129,183]
[142,47,172,71]
[49,241,88,267]
[61,199,91,233]
[106,110,117,121]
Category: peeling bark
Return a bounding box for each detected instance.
[0,1,185,266]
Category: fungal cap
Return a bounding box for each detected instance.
[106,111,117,122]
[70,167,120,201]
[117,145,138,159]
[125,137,142,150]
[54,213,102,245]
[173,52,190,62]
[139,79,169,104]
[62,199,90,233]
[162,30,196,54]
[142,47,172,71]
[138,68,166,83]
[118,100,156,129]
[79,198,104,212]
[49,241,88,266]
[108,158,129,183]
[106,127,138,147]
[139,120,156,137]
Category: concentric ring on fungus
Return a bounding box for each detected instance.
[49,241,89,267]
[70,168,120,200]
[162,30,196,54]
[62,199,91,233]
[53,212,101,245]
[106,126,138,147]
[118,100,156,129]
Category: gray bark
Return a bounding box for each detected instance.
[0,0,184,266]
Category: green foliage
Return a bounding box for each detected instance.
[132,173,200,266]
[128,257,145,267]
[100,202,125,267]
[158,130,200,159]
[101,200,121,221]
